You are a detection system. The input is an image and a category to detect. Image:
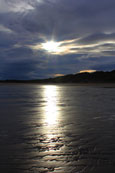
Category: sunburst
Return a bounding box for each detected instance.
[42,41,61,53]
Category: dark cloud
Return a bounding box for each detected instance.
[92,63,115,71]
[78,33,115,45]
[0,0,115,79]
[0,31,16,48]
[0,59,47,80]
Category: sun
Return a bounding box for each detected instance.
[42,41,61,53]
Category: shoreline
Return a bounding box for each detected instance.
[0,82,115,87]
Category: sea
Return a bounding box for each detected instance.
[0,84,115,173]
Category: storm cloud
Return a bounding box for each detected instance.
[0,0,115,79]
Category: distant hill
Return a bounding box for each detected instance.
[1,70,115,84]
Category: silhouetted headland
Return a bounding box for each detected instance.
[1,70,115,84]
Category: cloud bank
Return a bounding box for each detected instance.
[0,0,115,79]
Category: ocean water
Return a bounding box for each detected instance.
[0,84,115,173]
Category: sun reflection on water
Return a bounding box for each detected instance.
[43,85,59,126]
[42,85,61,151]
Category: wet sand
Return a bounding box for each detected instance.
[0,84,115,172]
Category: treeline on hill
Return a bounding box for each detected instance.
[1,70,115,83]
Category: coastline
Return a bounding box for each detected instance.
[0,82,115,88]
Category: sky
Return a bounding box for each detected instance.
[0,0,115,79]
